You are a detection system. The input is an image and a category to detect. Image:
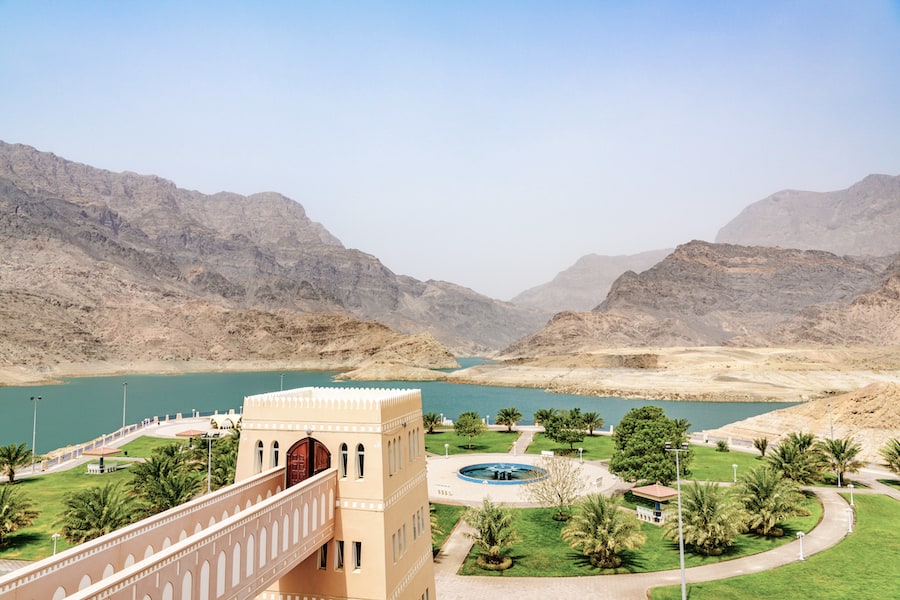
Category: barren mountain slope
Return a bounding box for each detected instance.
[716,173,900,256]
[0,141,545,355]
[704,382,900,462]
[511,249,671,313]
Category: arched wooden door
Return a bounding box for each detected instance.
[286,437,331,487]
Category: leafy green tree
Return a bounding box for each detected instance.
[454,412,486,449]
[423,413,441,434]
[56,482,137,543]
[561,493,646,568]
[767,433,825,484]
[0,443,34,484]
[735,465,808,537]
[208,430,240,491]
[663,481,744,555]
[464,497,520,568]
[753,437,770,458]
[522,455,585,520]
[816,436,864,487]
[0,484,39,545]
[881,438,900,475]
[542,408,587,451]
[533,408,558,427]
[610,406,691,485]
[495,407,522,433]
[582,411,604,436]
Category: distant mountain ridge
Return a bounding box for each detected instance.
[716,173,900,256]
[0,141,546,370]
[510,249,671,313]
[502,240,900,356]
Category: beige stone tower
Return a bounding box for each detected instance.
[235,386,436,600]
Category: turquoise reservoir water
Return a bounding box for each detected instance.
[0,370,796,454]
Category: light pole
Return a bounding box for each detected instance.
[444,443,449,459]
[207,436,215,494]
[30,396,41,472]
[280,373,284,391]
[52,533,61,556]
[796,531,805,561]
[122,382,127,430]
[732,463,738,483]
[578,447,584,463]
[485,415,489,426]
[846,508,853,533]
[665,441,689,600]
[848,483,855,507]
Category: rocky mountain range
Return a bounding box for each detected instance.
[715,173,900,255]
[501,240,900,357]
[0,141,547,373]
[510,249,671,314]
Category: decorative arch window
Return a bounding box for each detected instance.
[254,441,264,474]
[356,444,365,479]
[387,440,393,475]
[340,443,349,478]
[271,441,280,468]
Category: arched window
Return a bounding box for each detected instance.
[356,444,365,479]
[216,551,226,597]
[271,441,280,468]
[340,443,348,478]
[387,440,393,475]
[182,570,193,600]
[232,544,241,587]
[254,441,264,474]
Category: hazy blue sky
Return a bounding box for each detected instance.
[3,1,899,299]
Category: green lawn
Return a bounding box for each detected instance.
[525,432,615,460]
[459,493,822,577]
[651,494,900,599]
[687,445,764,482]
[424,429,520,455]
[0,436,181,561]
[431,503,465,550]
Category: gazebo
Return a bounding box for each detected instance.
[631,482,678,524]
[83,446,122,474]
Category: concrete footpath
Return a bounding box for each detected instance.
[431,427,866,600]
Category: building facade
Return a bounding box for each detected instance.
[235,387,436,600]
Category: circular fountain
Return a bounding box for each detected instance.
[457,462,548,485]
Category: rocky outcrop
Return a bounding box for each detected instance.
[0,141,545,362]
[510,249,671,313]
[501,241,898,356]
[715,173,900,256]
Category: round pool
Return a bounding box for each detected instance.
[457,462,548,485]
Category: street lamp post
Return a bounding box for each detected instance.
[665,441,689,600]
[30,396,42,472]
[485,415,489,426]
[122,382,127,430]
[578,447,584,463]
[796,531,805,561]
[732,463,738,483]
[280,373,284,391]
[444,443,449,459]
[52,533,61,556]
[846,508,854,533]
[848,483,855,507]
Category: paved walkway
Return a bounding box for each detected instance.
[430,427,861,600]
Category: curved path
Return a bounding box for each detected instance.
[431,427,858,600]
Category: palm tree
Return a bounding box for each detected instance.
[881,438,900,475]
[753,437,769,458]
[533,408,558,428]
[464,497,520,568]
[816,436,864,487]
[767,435,825,484]
[422,412,441,434]
[784,431,816,452]
[0,443,34,484]
[663,481,744,555]
[0,484,39,544]
[561,493,646,568]
[56,482,137,543]
[495,407,522,433]
[735,466,808,537]
[582,411,604,436]
[129,451,203,515]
